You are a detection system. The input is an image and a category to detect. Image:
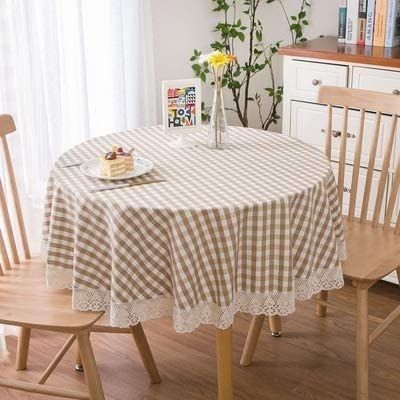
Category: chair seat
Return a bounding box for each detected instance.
[0,258,102,331]
[342,219,400,283]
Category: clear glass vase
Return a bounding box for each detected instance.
[208,86,229,149]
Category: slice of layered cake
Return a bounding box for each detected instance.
[115,147,134,172]
[100,146,135,177]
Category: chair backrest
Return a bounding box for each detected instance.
[318,86,400,234]
[0,114,31,274]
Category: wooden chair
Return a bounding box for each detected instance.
[240,87,400,400]
[0,114,160,397]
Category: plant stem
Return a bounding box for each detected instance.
[277,0,295,44]
[243,0,260,127]
[225,0,245,126]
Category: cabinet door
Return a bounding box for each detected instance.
[288,60,348,101]
[290,101,396,170]
[331,163,387,223]
[352,67,400,95]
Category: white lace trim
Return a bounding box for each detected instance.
[337,239,346,261]
[47,264,73,289]
[69,267,344,333]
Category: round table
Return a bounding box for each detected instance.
[43,125,345,399]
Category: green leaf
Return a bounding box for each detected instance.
[233,68,241,77]
[192,64,201,72]
[232,80,241,89]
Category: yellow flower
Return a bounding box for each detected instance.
[208,51,231,69]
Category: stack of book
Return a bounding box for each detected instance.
[338,0,400,47]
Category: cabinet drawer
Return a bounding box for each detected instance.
[352,67,400,95]
[331,163,387,222]
[288,60,348,100]
[290,101,395,170]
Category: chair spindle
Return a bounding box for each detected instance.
[360,112,381,223]
[385,159,400,230]
[372,115,397,227]
[0,176,19,265]
[348,109,365,222]
[0,136,31,259]
[325,104,333,160]
[337,106,349,208]
[0,227,10,274]
[395,211,400,235]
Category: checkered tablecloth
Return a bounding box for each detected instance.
[43,126,345,333]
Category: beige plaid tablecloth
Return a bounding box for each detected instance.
[43,126,345,333]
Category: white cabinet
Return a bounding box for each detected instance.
[287,60,348,101]
[352,67,400,95]
[282,53,400,285]
[331,163,387,222]
[290,101,396,170]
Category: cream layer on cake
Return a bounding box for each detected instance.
[124,155,134,171]
[100,157,127,177]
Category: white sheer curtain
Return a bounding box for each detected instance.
[0,0,155,350]
[0,0,156,251]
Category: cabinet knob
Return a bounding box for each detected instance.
[312,79,320,86]
[321,129,356,139]
[343,187,352,193]
[393,89,400,95]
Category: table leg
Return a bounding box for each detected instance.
[269,315,282,337]
[216,327,233,400]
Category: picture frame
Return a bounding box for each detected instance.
[162,78,202,147]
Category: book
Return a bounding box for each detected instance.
[346,0,360,44]
[385,0,400,47]
[358,0,368,44]
[373,0,389,46]
[338,0,348,42]
[365,0,376,45]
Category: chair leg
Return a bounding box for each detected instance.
[269,315,282,337]
[356,285,369,400]
[240,315,265,367]
[77,331,105,400]
[316,290,328,317]
[74,342,84,372]
[129,323,161,384]
[16,327,31,371]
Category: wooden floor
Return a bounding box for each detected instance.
[1,281,400,400]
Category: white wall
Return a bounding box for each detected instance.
[151,0,339,132]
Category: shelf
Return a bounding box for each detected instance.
[279,36,400,69]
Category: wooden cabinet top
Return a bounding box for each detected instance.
[279,36,400,69]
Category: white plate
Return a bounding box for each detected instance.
[80,157,153,181]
